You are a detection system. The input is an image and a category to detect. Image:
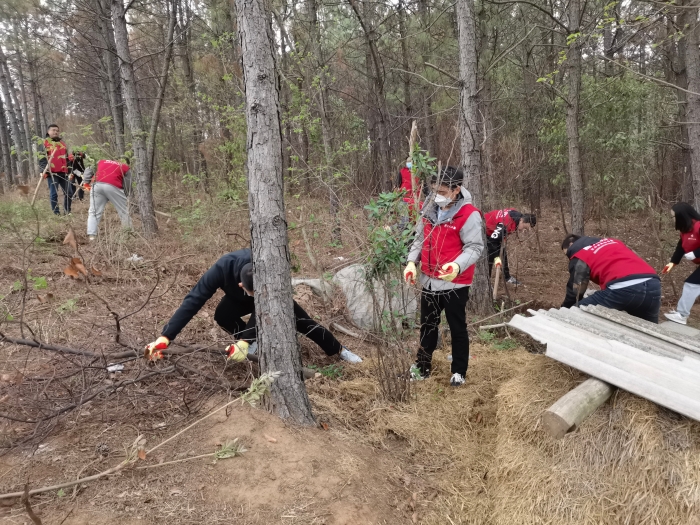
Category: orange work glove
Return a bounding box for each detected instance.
[226,341,249,362]
[494,257,502,269]
[145,336,170,360]
[83,183,91,191]
[437,262,460,282]
[662,262,675,275]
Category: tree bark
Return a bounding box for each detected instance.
[457,0,492,316]
[98,0,126,155]
[111,0,158,236]
[0,48,29,182]
[683,2,700,210]
[235,0,316,426]
[146,0,177,178]
[566,0,585,235]
[0,94,13,186]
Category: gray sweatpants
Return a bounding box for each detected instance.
[87,182,132,236]
[676,282,700,317]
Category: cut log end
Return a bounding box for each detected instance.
[541,378,615,439]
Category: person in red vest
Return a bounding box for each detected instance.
[561,234,661,323]
[83,158,133,240]
[38,124,73,215]
[403,166,484,386]
[661,203,700,325]
[484,208,536,285]
[395,157,421,211]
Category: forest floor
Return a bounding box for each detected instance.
[1,187,699,524]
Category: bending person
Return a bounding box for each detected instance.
[145,249,362,364]
[484,208,536,285]
[83,158,133,240]
[662,203,700,325]
[561,235,661,323]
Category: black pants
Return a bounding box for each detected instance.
[487,239,510,280]
[72,173,85,201]
[213,295,342,356]
[576,278,661,323]
[47,174,74,214]
[417,286,471,376]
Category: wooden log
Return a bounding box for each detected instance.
[542,378,614,439]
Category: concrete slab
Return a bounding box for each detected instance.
[660,321,700,338]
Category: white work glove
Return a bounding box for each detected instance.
[684,252,697,261]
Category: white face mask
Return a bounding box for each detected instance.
[434,194,452,208]
[406,162,412,169]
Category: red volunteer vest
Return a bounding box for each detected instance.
[421,203,481,285]
[484,208,516,236]
[572,238,656,290]
[680,220,700,265]
[95,159,130,189]
[44,139,68,173]
[399,167,420,210]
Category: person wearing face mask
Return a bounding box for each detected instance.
[484,208,536,285]
[402,166,484,387]
[145,249,362,364]
[38,124,74,215]
[662,202,700,325]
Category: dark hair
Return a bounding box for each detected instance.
[240,263,254,291]
[561,234,581,251]
[47,124,59,130]
[672,202,700,233]
[522,213,537,227]
[431,166,463,189]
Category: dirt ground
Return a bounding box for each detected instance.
[1,189,699,524]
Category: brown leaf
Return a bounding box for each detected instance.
[137,448,147,460]
[474,412,483,424]
[63,229,78,250]
[64,265,79,279]
[320,422,329,431]
[47,293,54,300]
[264,434,277,443]
[90,267,102,277]
[37,295,47,304]
[17,185,29,195]
[71,258,88,276]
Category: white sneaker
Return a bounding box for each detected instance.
[340,347,362,363]
[506,277,522,285]
[664,311,688,325]
[450,373,465,387]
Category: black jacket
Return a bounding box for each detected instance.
[161,249,252,340]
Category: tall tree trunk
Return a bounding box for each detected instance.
[146,0,177,178]
[566,0,585,235]
[3,61,31,175]
[349,0,391,189]
[0,95,14,186]
[0,48,29,182]
[522,34,540,216]
[111,0,158,236]
[398,0,412,139]
[683,2,700,210]
[308,0,341,244]
[235,0,316,425]
[98,0,126,155]
[456,0,491,315]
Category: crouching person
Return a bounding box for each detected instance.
[84,158,133,240]
[403,166,484,387]
[561,235,661,323]
[145,249,362,364]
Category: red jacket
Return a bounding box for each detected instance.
[484,208,517,236]
[43,139,68,174]
[421,203,481,285]
[94,159,130,189]
[398,167,420,210]
[572,238,657,290]
[681,220,700,264]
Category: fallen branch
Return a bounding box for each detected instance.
[22,484,42,525]
[0,392,248,500]
[472,301,533,326]
[479,323,506,330]
[0,334,100,358]
[329,322,362,339]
